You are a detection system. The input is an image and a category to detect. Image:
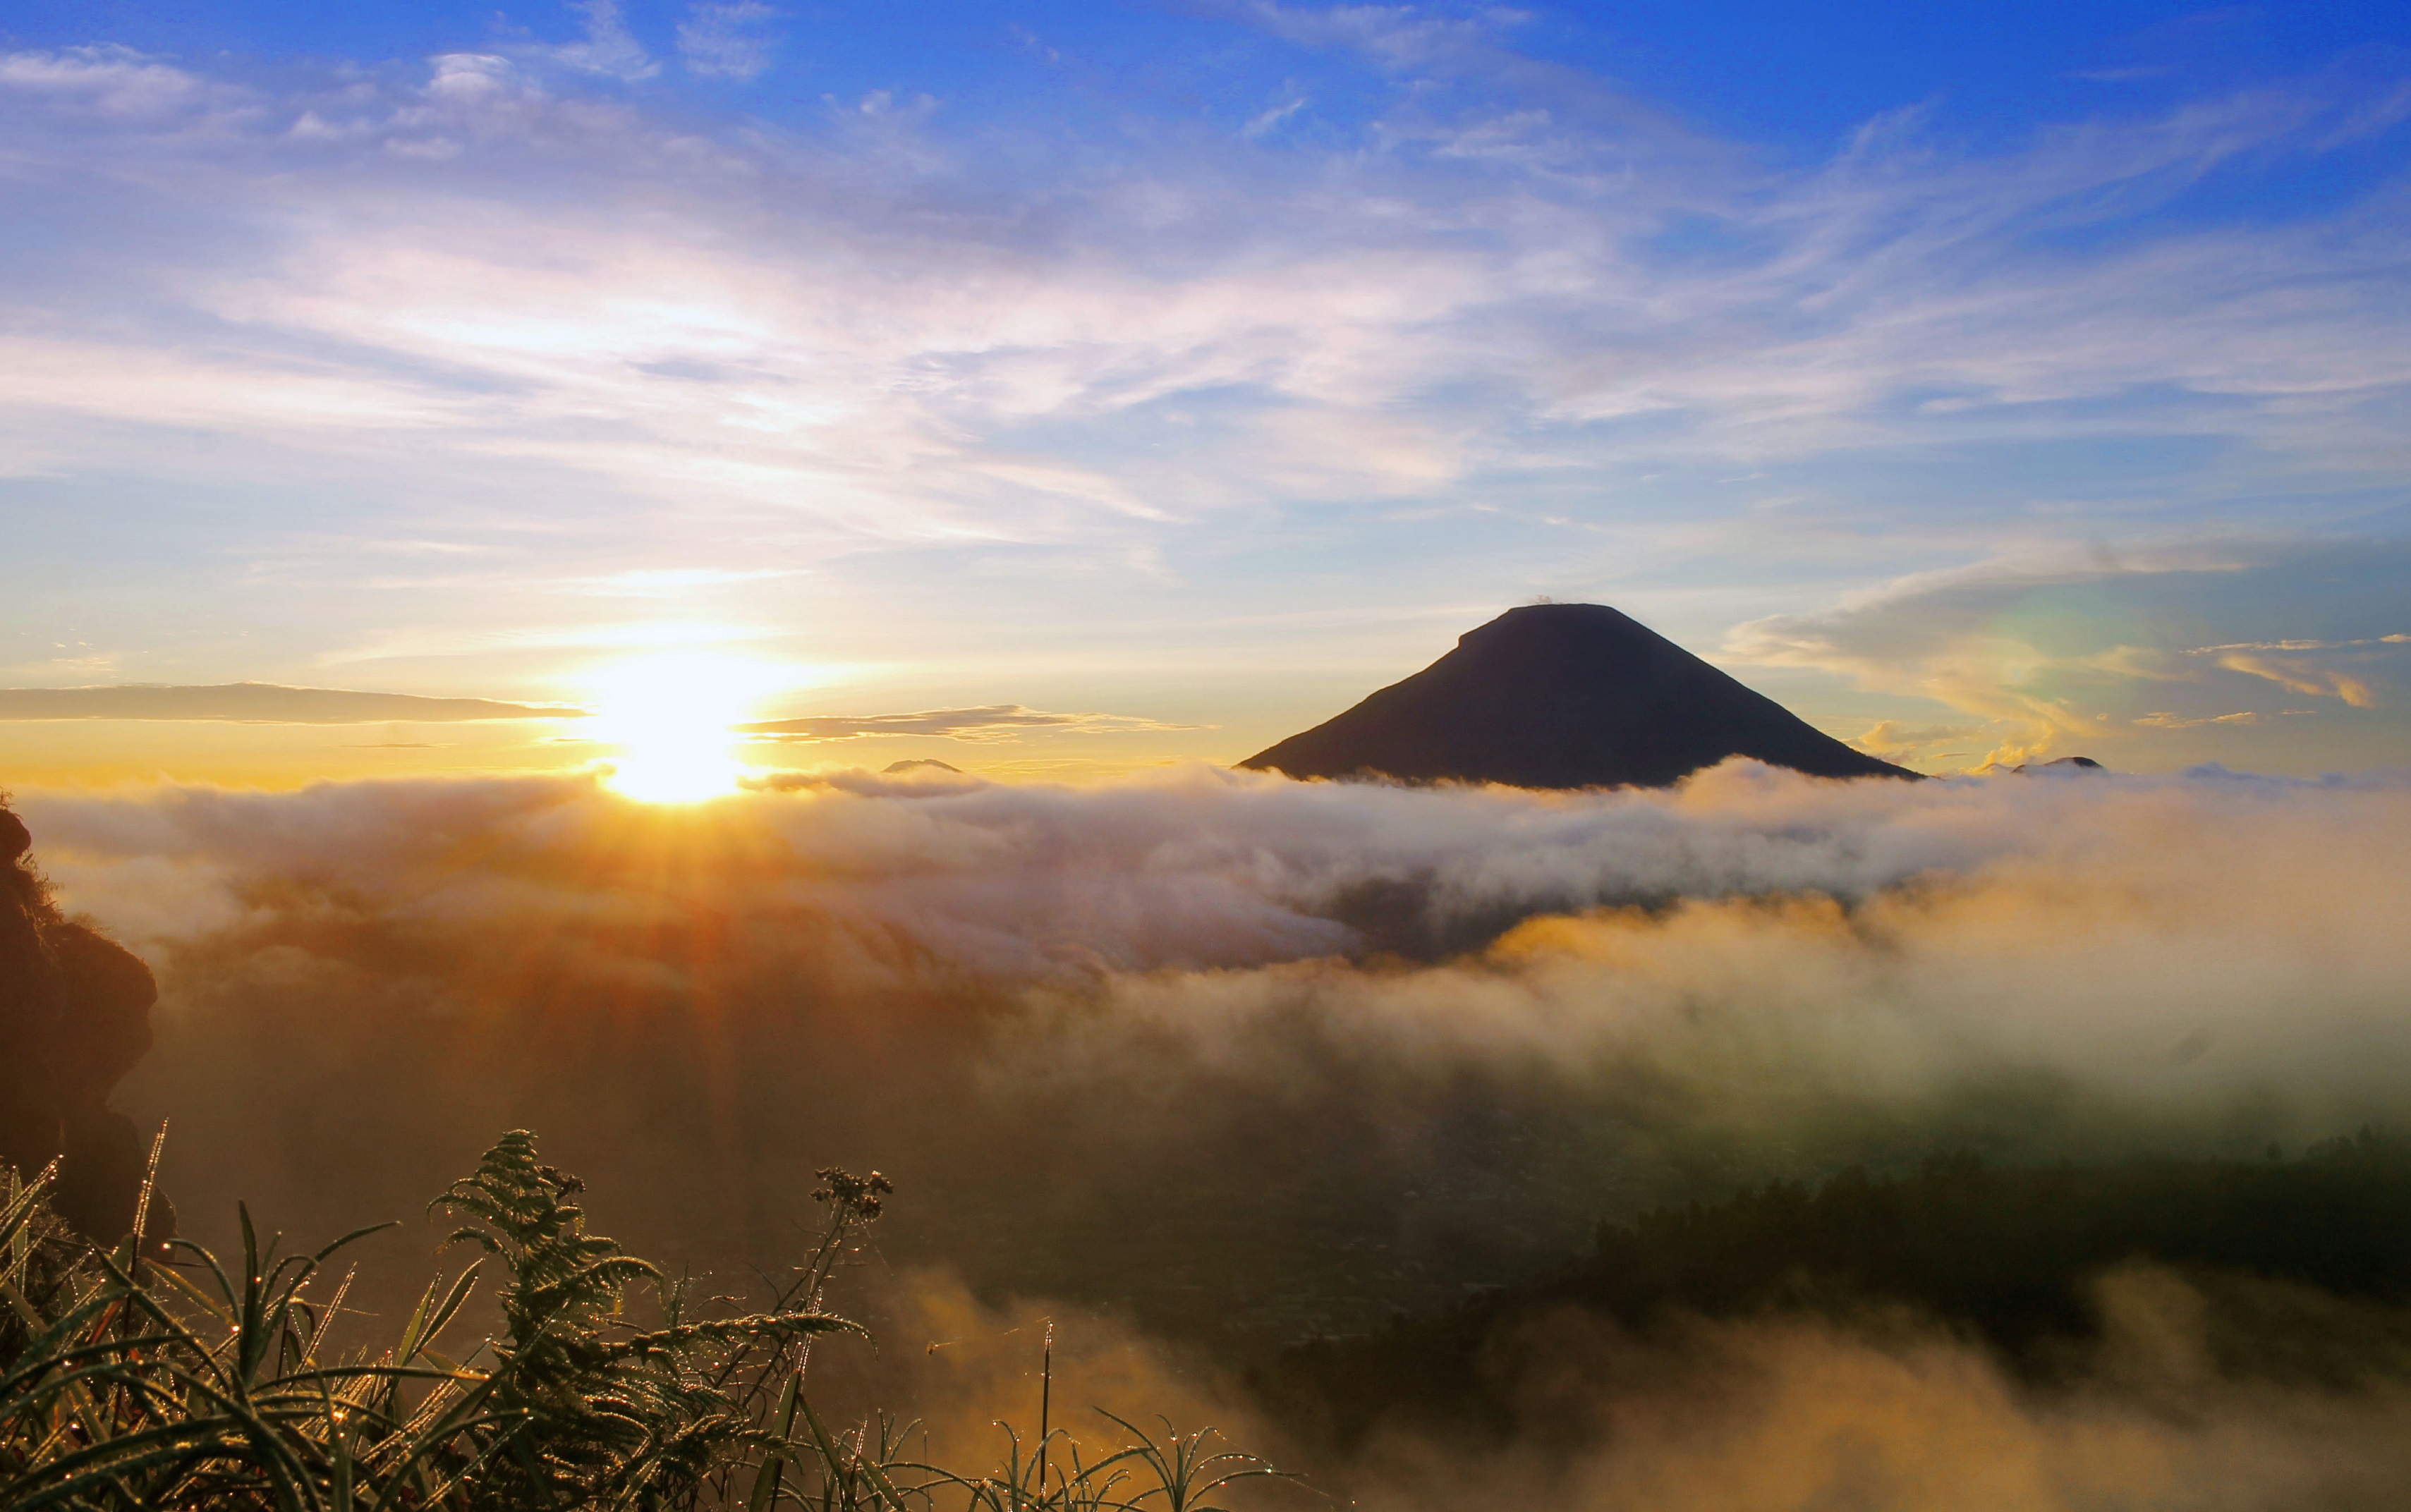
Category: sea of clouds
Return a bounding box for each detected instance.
[15,760,2411,1508]
[16,760,2408,1266]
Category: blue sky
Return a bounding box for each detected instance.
[1,1,2407,782]
[8,2,2398,153]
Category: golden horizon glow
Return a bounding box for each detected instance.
[588,653,781,804]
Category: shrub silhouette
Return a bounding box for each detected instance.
[0,1130,1275,1510]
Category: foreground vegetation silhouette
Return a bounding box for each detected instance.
[0,1130,1276,1511]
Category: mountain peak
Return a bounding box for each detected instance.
[1241,602,1916,789]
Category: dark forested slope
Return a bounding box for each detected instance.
[1267,1132,2411,1444]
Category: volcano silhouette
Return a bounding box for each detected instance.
[1241,603,1917,788]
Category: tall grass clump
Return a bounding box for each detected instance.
[0,1130,1280,1511]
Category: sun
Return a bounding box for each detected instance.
[587,654,768,803]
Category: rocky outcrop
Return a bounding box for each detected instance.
[0,799,169,1241]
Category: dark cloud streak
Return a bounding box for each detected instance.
[738,704,1201,742]
[0,683,587,724]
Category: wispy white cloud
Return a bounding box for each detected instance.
[1240,1,1526,74]
[2189,635,2411,653]
[1242,93,1308,139]
[560,567,803,597]
[1849,720,1981,761]
[677,1,782,83]
[2203,652,2378,708]
[542,0,659,81]
[2134,709,2294,730]
[0,45,226,119]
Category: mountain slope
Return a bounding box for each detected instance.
[1241,603,1914,788]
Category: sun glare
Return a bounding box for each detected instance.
[588,654,772,803]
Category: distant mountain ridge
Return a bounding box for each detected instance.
[1241,603,1916,789]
